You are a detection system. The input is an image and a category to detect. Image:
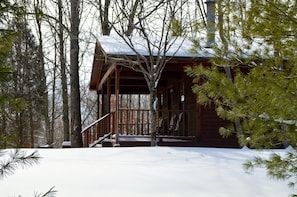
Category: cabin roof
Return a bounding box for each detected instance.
[89,34,272,91]
[97,35,215,58]
[96,34,272,59]
[89,35,213,91]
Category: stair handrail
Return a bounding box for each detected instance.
[81,113,110,134]
[81,112,114,147]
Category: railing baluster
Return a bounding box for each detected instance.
[142,110,145,134]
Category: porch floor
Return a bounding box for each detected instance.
[101,135,199,147]
[99,134,239,148]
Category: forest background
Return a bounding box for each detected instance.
[1,0,211,148]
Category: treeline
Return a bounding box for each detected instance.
[0,0,95,148]
[0,0,206,148]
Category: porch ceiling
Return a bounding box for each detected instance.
[100,62,190,94]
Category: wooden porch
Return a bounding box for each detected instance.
[81,108,199,147]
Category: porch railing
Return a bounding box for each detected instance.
[82,109,198,147]
[118,108,150,135]
[81,112,114,147]
[118,108,198,137]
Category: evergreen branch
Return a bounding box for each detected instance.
[264,0,297,26]
[244,151,297,190]
[11,149,40,167]
[0,149,41,179]
[34,186,57,197]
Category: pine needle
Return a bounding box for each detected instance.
[34,186,57,197]
[0,149,41,179]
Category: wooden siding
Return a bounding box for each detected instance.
[199,105,239,147]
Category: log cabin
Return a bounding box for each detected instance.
[82,34,240,148]
[82,0,240,148]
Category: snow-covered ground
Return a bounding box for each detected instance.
[1,147,294,197]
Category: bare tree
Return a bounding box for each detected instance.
[32,0,52,146]
[110,0,192,145]
[99,0,112,35]
[35,0,72,146]
[88,0,145,36]
[57,0,70,142]
[29,0,99,147]
[70,0,83,147]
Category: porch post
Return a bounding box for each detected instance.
[197,103,202,137]
[107,77,111,113]
[101,84,106,115]
[97,90,100,119]
[115,65,120,145]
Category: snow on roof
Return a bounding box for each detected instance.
[97,35,215,58]
[97,34,272,59]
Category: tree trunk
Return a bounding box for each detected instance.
[36,9,51,146]
[58,0,70,142]
[99,0,111,35]
[217,0,243,136]
[149,80,158,146]
[51,56,56,145]
[124,0,140,36]
[70,0,83,147]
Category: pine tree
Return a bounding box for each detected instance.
[8,20,48,147]
[0,1,27,148]
[187,0,297,191]
[0,3,57,196]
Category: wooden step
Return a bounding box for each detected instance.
[89,132,112,147]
